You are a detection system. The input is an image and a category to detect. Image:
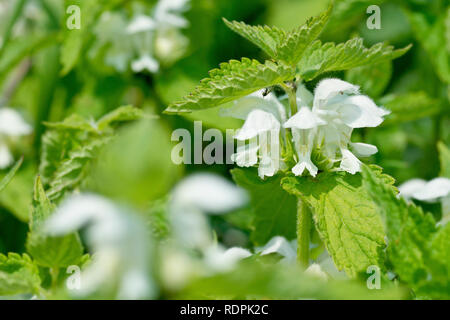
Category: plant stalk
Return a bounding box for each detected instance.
[282,82,298,116]
[297,198,311,268]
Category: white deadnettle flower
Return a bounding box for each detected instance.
[0,107,32,169]
[222,79,386,179]
[153,0,190,29]
[166,173,248,279]
[203,245,251,272]
[45,194,155,299]
[399,177,450,225]
[221,89,287,179]
[286,79,388,176]
[255,235,297,263]
[203,236,296,273]
[305,263,328,281]
[126,0,190,73]
[131,54,160,73]
[313,79,387,174]
[204,235,344,281]
[399,177,450,202]
[92,12,133,72]
[284,86,326,176]
[169,173,248,250]
[127,14,160,74]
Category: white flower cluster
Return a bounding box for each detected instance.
[93,0,190,73]
[223,78,389,178]
[45,194,155,299]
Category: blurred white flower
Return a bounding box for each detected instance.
[154,0,190,29]
[0,107,32,169]
[305,263,328,281]
[126,0,190,73]
[399,177,450,225]
[126,15,156,33]
[131,54,159,73]
[92,12,132,72]
[45,194,155,299]
[203,245,251,272]
[399,177,450,202]
[255,236,297,263]
[170,173,248,250]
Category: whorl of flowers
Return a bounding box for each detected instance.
[223,78,390,179]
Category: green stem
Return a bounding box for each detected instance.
[297,198,311,268]
[50,267,60,289]
[282,82,298,116]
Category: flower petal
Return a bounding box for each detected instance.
[0,108,32,136]
[234,109,280,140]
[339,149,362,174]
[412,177,450,202]
[292,160,318,177]
[256,236,296,262]
[258,155,279,179]
[350,142,378,157]
[231,142,259,167]
[131,54,159,73]
[398,179,427,200]
[0,143,13,169]
[305,263,328,281]
[172,173,249,214]
[127,15,156,33]
[284,107,326,129]
[314,78,359,108]
[204,246,251,272]
[220,90,286,123]
[338,95,385,128]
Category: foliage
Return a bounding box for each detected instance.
[0,0,448,301]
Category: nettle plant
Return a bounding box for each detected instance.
[166,6,449,298]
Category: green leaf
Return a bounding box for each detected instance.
[46,135,111,201]
[44,114,98,132]
[89,119,181,207]
[223,18,286,58]
[164,58,295,113]
[418,224,450,299]
[39,130,82,187]
[298,38,411,81]
[0,33,56,85]
[26,176,84,268]
[40,106,145,199]
[276,4,332,65]
[0,157,23,193]
[231,168,298,246]
[282,172,385,278]
[0,164,34,222]
[345,60,392,98]
[407,9,450,83]
[146,197,171,241]
[0,253,41,296]
[223,4,331,65]
[438,142,450,178]
[380,92,442,126]
[362,165,449,299]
